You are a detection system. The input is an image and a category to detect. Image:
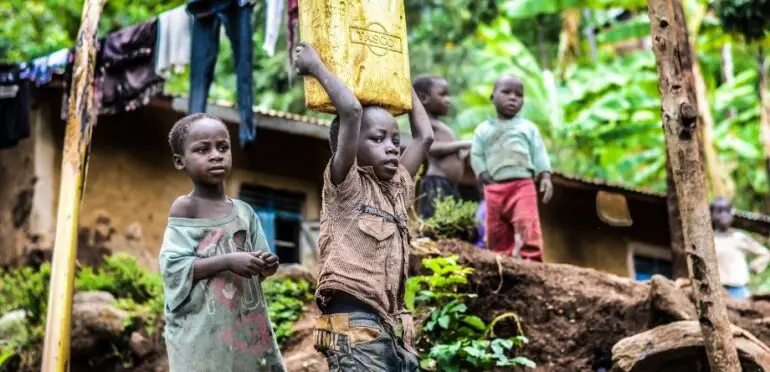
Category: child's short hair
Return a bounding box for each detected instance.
[413,74,442,97]
[168,113,224,155]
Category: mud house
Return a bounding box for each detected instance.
[2,86,770,278]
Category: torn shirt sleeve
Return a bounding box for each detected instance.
[159,225,198,313]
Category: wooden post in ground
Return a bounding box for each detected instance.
[41,0,105,370]
[646,0,741,370]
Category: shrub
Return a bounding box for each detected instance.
[422,196,479,240]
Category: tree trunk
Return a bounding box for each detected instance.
[646,0,741,370]
[722,44,737,118]
[583,9,598,60]
[557,8,581,74]
[758,47,770,213]
[666,162,688,279]
[692,55,733,198]
[536,16,549,69]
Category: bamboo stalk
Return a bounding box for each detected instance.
[41,0,105,370]
[646,0,741,370]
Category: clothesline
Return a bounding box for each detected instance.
[0,0,300,150]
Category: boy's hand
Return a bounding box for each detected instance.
[226,252,265,277]
[479,172,493,185]
[539,173,553,204]
[255,251,279,277]
[295,42,323,76]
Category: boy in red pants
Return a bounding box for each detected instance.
[470,75,553,261]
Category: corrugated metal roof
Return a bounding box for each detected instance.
[208,98,332,127]
[552,171,770,228]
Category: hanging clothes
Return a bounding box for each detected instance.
[0,65,31,149]
[286,0,299,83]
[186,0,257,18]
[99,19,164,115]
[187,0,257,148]
[19,48,71,87]
[262,0,284,56]
[156,6,193,79]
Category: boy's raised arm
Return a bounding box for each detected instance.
[295,42,362,185]
[401,89,435,177]
[428,140,472,157]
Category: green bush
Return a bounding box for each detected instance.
[0,253,317,370]
[407,256,535,371]
[75,253,163,303]
[422,196,479,240]
[0,263,51,366]
[263,277,314,346]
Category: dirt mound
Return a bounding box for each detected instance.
[406,240,770,371]
[409,240,651,370]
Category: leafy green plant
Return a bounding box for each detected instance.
[75,253,163,303]
[421,196,479,240]
[408,256,535,371]
[263,277,314,346]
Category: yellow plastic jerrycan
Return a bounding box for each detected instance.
[299,0,412,115]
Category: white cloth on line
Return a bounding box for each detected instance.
[262,0,284,56]
[155,6,193,78]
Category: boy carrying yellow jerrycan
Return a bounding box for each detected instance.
[299,0,412,115]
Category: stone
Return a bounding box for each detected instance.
[73,290,116,305]
[649,275,696,321]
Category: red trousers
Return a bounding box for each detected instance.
[484,179,543,262]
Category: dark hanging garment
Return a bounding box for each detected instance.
[187,0,257,149]
[0,65,31,149]
[99,19,164,115]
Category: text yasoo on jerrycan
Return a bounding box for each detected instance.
[299,0,412,115]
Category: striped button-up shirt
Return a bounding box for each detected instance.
[315,161,414,328]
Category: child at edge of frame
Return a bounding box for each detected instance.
[159,113,286,372]
[294,41,434,372]
[470,75,553,262]
[710,197,770,300]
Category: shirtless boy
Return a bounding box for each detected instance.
[413,75,471,219]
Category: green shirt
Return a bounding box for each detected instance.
[159,199,286,372]
[470,117,551,181]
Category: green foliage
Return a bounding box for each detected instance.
[263,277,314,346]
[75,253,165,333]
[0,253,316,368]
[422,196,479,240]
[0,0,185,62]
[408,256,534,371]
[0,263,51,359]
[75,253,163,303]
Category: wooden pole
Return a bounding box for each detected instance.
[646,0,741,370]
[41,0,105,370]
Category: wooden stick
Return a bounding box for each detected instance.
[646,0,740,370]
[41,0,105,370]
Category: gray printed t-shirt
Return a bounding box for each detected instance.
[159,199,286,372]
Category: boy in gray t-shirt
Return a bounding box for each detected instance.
[159,113,286,371]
